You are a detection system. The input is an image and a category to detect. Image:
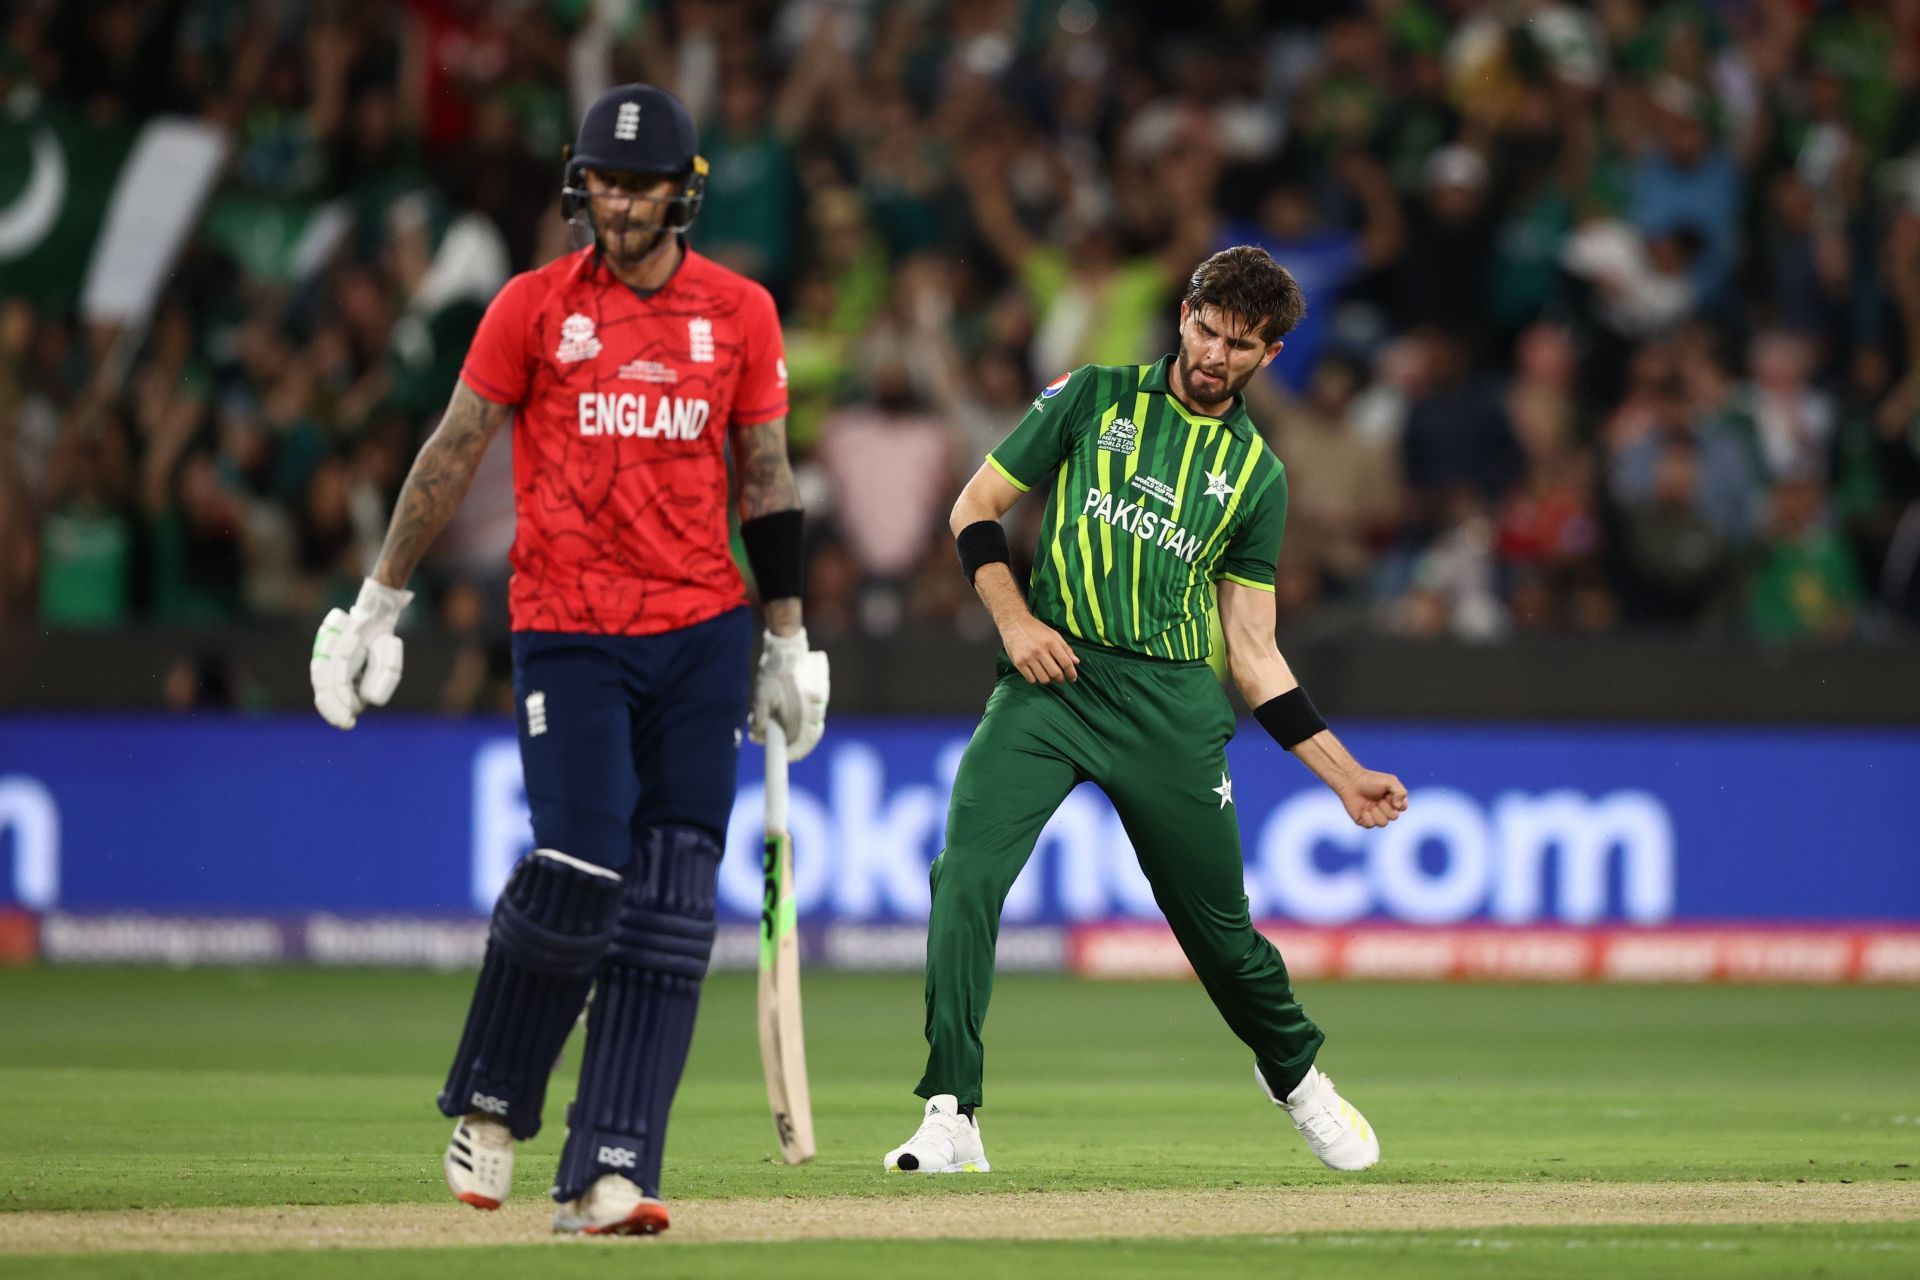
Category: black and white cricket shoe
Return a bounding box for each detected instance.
[445,1113,515,1209]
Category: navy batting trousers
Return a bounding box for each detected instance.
[510,606,754,870]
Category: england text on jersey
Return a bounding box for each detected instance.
[459,246,788,636]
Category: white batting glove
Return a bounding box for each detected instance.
[750,628,829,761]
[310,578,414,730]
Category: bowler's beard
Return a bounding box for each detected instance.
[1175,341,1257,407]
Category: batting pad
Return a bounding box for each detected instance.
[438,849,622,1140]
[553,824,720,1202]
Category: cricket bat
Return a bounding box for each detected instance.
[757,721,816,1164]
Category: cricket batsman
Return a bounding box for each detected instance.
[308,84,827,1235]
[884,246,1406,1176]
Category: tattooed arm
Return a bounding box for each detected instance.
[312,366,512,728]
[732,415,804,637]
[734,414,801,518]
[372,382,513,589]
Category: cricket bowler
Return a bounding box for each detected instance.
[885,246,1407,1176]
[309,83,828,1234]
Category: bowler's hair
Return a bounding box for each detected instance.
[1185,245,1306,343]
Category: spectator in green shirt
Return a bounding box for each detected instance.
[1748,473,1865,644]
[695,74,799,298]
[38,430,133,628]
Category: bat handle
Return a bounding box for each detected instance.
[764,720,789,831]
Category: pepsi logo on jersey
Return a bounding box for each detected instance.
[1031,371,1071,410]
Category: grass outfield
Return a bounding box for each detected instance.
[8,1227,1920,1280]
[1,968,1916,1275]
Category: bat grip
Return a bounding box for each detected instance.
[764,720,789,830]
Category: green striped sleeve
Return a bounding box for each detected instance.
[984,365,1091,491]
[985,454,1029,492]
[1214,461,1287,588]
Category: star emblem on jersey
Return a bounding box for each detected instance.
[1213,772,1233,808]
[1204,470,1235,507]
[556,313,602,363]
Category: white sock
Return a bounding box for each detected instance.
[1284,1066,1322,1108]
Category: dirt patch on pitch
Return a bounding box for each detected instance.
[2,1182,1916,1255]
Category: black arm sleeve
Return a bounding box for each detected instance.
[740,508,805,601]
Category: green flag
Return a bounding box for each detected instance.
[0,99,227,325]
[0,101,136,312]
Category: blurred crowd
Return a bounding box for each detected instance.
[6,0,1920,714]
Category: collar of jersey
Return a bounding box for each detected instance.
[1139,355,1256,440]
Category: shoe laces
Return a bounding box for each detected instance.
[910,1109,970,1149]
[1291,1075,1349,1145]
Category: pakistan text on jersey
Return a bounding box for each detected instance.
[576,393,712,439]
[1082,487,1202,563]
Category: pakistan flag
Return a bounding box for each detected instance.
[0,99,226,322]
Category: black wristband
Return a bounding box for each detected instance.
[956,519,1011,584]
[740,508,805,601]
[1255,687,1327,751]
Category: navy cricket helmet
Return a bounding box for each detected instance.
[561,83,708,234]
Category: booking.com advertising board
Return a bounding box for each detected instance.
[2,716,1918,981]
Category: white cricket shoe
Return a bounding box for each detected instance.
[444,1113,515,1210]
[552,1172,671,1236]
[883,1094,991,1173]
[1258,1064,1381,1171]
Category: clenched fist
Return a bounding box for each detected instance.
[311,578,413,729]
[1339,770,1409,830]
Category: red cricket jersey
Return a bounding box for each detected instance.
[459,245,788,635]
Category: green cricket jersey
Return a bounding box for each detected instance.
[986,355,1288,661]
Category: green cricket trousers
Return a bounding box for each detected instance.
[916,644,1325,1108]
